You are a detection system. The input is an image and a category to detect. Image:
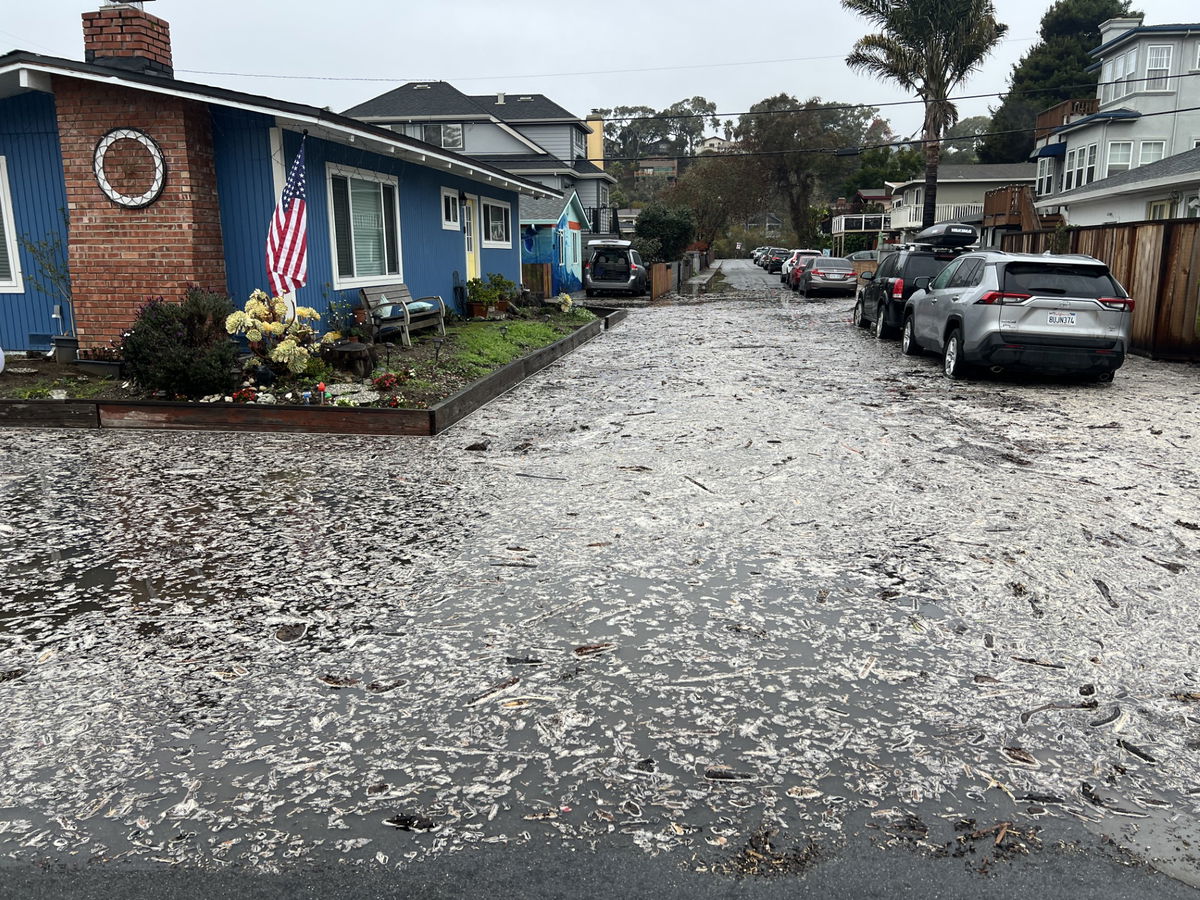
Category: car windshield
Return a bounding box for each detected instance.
[1002,263,1120,298]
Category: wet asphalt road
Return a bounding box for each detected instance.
[2,260,1199,898]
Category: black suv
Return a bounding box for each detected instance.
[856,224,977,338]
[763,248,791,273]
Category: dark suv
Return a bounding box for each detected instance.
[763,248,791,273]
[856,224,977,338]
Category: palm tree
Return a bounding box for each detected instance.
[842,0,1007,229]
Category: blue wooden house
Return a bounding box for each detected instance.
[520,191,591,295]
[0,4,558,352]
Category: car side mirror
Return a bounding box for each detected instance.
[913,276,931,291]
[860,271,874,281]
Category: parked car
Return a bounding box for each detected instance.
[856,223,977,338]
[751,247,768,263]
[755,247,777,267]
[584,239,647,297]
[788,255,819,291]
[781,249,822,283]
[901,250,1134,381]
[795,256,857,296]
[763,248,791,273]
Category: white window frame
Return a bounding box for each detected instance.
[440,186,461,232]
[1035,156,1055,196]
[1146,45,1173,91]
[1103,48,1138,104]
[1064,143,1097,190]
[1146,199,1171,220]
[423,123,463,151]
[0,156,23,293]
[480,198,512,249]
[325,163,403,291]
[1106,141,1133,175]
[1139,140,1166,166]
[571,128,586,159]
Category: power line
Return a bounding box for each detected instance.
[595,102,1200,163]
[174,35,1037,86]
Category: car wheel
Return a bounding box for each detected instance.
[873,304,892,339]
[901,315,922,355]
[943,328,967,379]
[853,299,869,328]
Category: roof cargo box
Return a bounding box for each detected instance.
[914,223,978,248]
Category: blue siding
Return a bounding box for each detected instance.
[0,92,69,351]
[210,116,525,320]
[210,107,277,308]
[288,131,522,318]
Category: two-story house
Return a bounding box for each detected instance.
[886,164,1036,241]
[343,84,617,219]
[1033,17,1200,225]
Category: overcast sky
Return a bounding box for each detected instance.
[4,0,1198,140]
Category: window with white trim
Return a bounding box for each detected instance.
[327,164,401,289]
[1101,48,1138,103]
[1106,141,1133,175]
[422,123,464,150]
[440,186,461,231]
[1146,45,1173,90]
[1035,156,1056,196]
[1139,141,1166,166]
[480,199,511,248]
[1064,143,1097,190]
[0,156,22,293]
[1146,199,1171,220]
[571,128,586,159]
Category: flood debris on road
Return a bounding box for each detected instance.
[1,284,1199,881]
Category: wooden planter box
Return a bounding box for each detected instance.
[0,312,619,437]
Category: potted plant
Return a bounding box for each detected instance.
[466,273,519,318]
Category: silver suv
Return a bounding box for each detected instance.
[901,251,1134,381]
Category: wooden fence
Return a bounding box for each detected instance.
[650,263,672,300]
[521,263,553,301]
[1001,219,1200,360]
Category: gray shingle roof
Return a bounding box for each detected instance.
[891,163,1035,191]
[520,195,570,224]
[1054,146,1200,200]
[343,82,488,119]
[470,93,579,121]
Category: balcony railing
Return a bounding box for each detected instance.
[1034,98,1099,140]
[585,207,621,235]
[890,202,984,232]
[831,213,891,235]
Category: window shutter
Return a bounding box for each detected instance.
[331,175,354,278]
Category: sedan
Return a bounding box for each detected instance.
[795,257,857,296]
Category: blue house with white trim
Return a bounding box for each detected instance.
[520,191,590,295]
[0,3,558,353]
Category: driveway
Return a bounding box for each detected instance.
[1,266,1198,898]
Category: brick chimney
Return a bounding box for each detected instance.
[82,3,173,77]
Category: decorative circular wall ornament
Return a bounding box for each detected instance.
[92,128,167,208]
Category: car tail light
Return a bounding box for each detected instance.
[1099,297,1134,311]
[891,278,904,299]
[809,269,823,277]
[975,291,1032,305]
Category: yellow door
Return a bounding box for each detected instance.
[463,196,481,281]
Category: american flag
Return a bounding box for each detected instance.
[266,138,308,298]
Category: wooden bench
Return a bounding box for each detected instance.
[359,284,447,349]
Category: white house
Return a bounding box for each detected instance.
[1033,17,1200,224]
[887,164,1035,238]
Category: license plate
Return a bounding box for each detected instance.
[1048,312,1076,326]
[826,274,846,280]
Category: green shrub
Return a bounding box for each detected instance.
[121,288,238,398]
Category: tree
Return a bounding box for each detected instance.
[843,0,1008,229]
[978,0,1136,163]
[941,115,992,164]
[634,203,696,262]
[736,95,882,244]
[840,145,924,198]
[659,96,720,156]
[661,154,764,246]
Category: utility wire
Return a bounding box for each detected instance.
[592,102,1200,163]
[174,35,1038,85]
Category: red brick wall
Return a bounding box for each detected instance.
[82,7,173,75]
[54,77,227,349]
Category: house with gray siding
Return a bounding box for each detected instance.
[343,83,617,223]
